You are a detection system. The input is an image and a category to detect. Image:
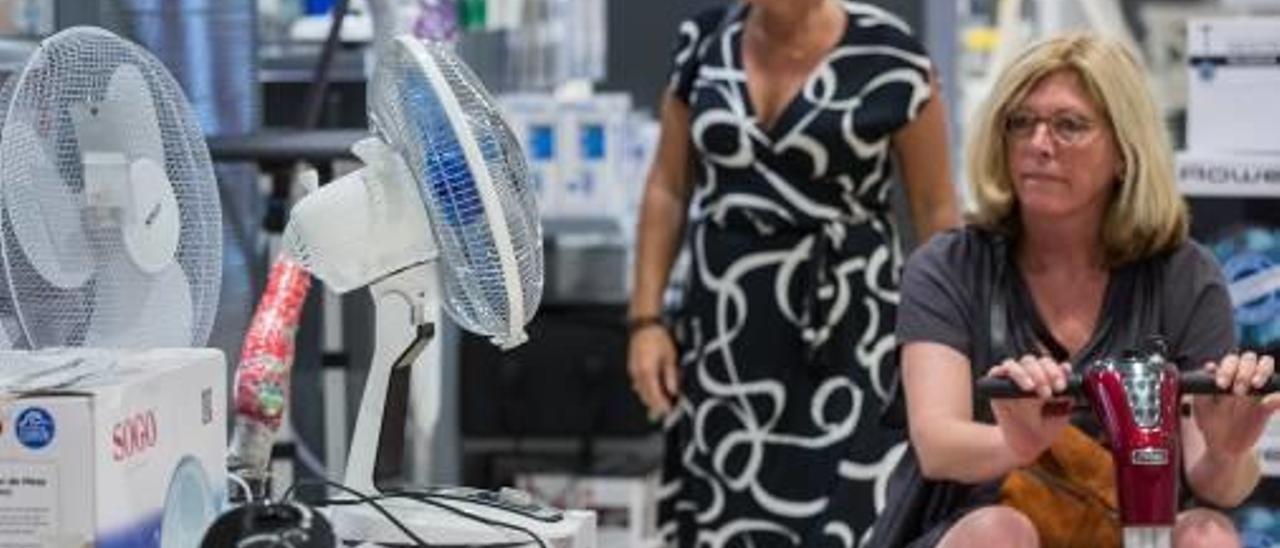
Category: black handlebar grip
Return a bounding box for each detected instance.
[976,372,1280,398]
[1180,372,1280,395]
[975,375,1083,399]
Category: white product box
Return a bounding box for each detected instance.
[1176,151,1280,197]
[1186,18,1280,153]
[1260,419,1280,478]
[558,94,634,221]
[1178,151,1280,476]
[0,348,227,548]
[515,473,659,548]
[500,93,563,218]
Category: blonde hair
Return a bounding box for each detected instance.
[965,33,1187,266]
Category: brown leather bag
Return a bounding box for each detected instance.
[999,425,1121,548]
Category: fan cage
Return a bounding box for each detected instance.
[0,27,221,348]
[369,39,542,341]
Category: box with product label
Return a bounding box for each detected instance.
[499,92,649,226]
[515,473,659,548]
[1178,152,1280,481]
[1186,17,1280,153]
[0,348,227,548]
[500,93,563,217]
[558,93,634,221]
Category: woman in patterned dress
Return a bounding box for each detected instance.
[626,1,960,546]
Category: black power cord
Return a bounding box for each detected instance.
[384,490,550,548]
[287,479,554,548]
[286,478,435,547]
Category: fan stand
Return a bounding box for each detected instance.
[328,262,593,546]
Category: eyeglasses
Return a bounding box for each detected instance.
[1004,110,1101,146]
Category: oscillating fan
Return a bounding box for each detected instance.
[284,36,592,546]
[0,27,221,350]
[0,26,224,548]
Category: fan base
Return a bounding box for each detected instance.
[328,492,595,546]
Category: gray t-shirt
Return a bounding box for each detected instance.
[896,227,1236,419]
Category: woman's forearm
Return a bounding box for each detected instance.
[913,418,1024,484]
[629,93,694,319]
[629,181,689,318]
[1186,449,1260,508]
[903,343,1021,483]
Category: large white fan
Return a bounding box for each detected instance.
[0,26,224,548]
[0,26,221,351]
[284,36,592,546]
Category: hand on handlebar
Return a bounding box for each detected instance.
[1193,352,1280,459]
[987,355,1074,465]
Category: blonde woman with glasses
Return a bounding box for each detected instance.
[881,33,1279,548]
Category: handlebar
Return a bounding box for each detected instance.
[976,372,1280,399]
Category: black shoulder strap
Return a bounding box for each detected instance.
[975,234,1011,422]
[1015,274,1071,363]
[987,238,1009,365]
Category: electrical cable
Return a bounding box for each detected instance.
[286,478,436,547]
[284,477,555,548]
[227,471,255,504]
[299,0,352,131]
[383,491,549,548]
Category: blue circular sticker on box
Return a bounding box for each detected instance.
[15,407,54,450]
[1212,228,1280,351]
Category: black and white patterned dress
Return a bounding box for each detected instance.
[659,3,934,547]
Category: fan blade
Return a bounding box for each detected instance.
[83,257,193,348]
[70,63,178,274]
[107,62,166,167]
[70,62,166,167]
[4,121,94,290]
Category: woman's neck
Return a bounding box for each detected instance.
[749,0,839,45]
[1017,213,1107,276]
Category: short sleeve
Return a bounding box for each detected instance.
[667,7,728,104]
[839,8,935,137]
[896,229,975,357]
[1162,243,1237,369]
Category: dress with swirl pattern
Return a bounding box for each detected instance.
[659,3,934,547]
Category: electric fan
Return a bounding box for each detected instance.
[0,26,224,548]
[0,26,222,351]
[283,36,593,546]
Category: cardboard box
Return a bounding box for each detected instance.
[1179,151,1280,478]
[1178,151,1280,359]
[500,93,649,226]
[558,94,633,221]
[500,93,563,217]
[1177,151,1280,197]
[1186,18,1280,152]
[0,349,227,547]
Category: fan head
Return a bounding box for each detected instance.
[0,27,222,349]
[370,38,543,348]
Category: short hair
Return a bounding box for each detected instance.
[965,33,1187,266]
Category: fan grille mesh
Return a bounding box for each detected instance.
[0,27,221,348]
[369,40,541,342]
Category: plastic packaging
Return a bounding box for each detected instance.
[227,255,312,478]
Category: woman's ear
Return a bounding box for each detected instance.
[1114,147,1127,182]
[1118,142,1132,180]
